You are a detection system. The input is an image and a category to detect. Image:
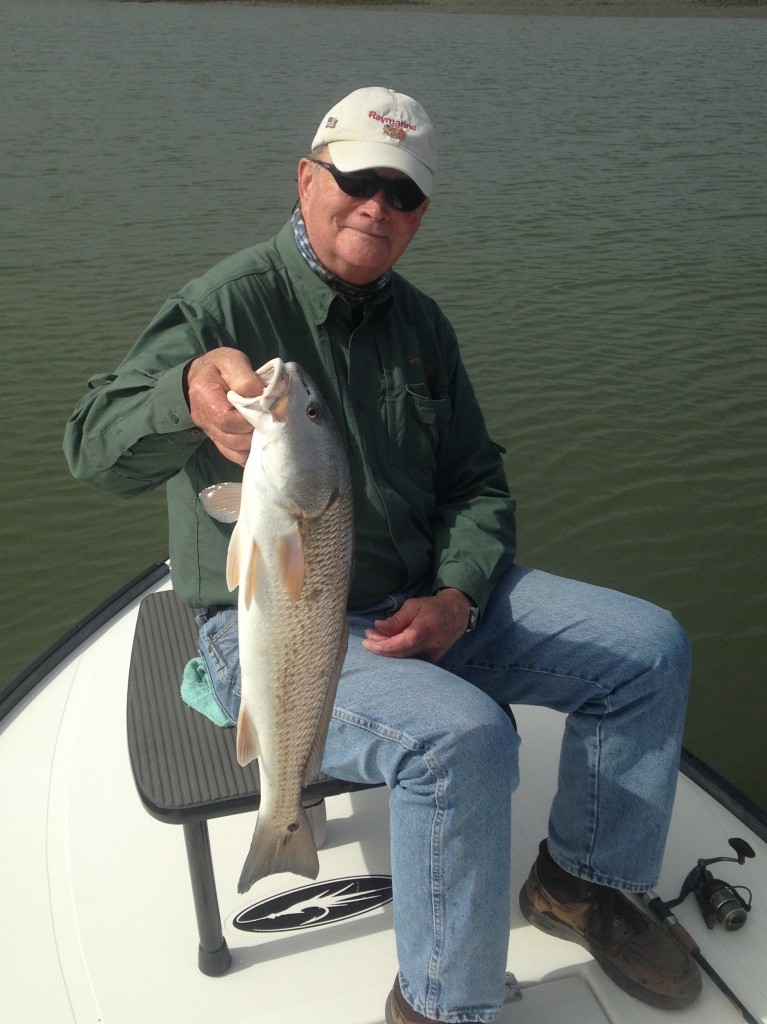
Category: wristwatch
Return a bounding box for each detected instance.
[465,600,480,633]
[436,587,480,633]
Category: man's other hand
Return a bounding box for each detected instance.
[362,588,472,663]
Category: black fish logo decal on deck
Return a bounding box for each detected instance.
[233,875,393,932]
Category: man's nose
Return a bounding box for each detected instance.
[358,188,390,215]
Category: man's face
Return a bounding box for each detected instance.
[297,154,429,286]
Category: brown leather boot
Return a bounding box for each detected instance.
[519,845,702,1010]
[385,976,483,1024]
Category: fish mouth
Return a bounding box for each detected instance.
[269,393,290,423]
[257,359,290,398]
[254,359,292,422]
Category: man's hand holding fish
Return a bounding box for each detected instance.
[186,348,264,466]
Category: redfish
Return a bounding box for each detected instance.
[201,359,353,893]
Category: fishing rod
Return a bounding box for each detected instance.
[642,838,759,1024]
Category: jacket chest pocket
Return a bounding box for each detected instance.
[385,385,452,491]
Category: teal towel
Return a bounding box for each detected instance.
[180,657,233,729]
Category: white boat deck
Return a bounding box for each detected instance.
[1,573,765,1023]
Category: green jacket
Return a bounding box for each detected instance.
[64,220,516,614]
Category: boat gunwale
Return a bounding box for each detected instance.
[0,560,170,722]
[680,746,767,844]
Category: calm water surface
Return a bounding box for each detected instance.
[2,0,766,807]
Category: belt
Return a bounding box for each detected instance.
[195,604,235,622]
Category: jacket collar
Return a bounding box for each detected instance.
[275,219,393,325]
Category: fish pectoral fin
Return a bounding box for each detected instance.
[199,483,243,523]
[227,521,260,606]
[236,704,261,767]
[241,539,260,609]
[226,519,243,591]
[276,525,305,601]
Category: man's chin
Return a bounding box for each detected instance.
[333,240,392,284]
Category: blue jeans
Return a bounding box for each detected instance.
[198,565,691,1023]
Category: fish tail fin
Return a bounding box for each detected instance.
[237,805,319,893]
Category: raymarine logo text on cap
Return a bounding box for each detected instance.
[369,110,417,133]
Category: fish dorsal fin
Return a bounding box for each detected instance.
[276,525,305,601]
[199,483,243,523]
[236,704,261,767]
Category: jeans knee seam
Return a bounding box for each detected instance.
[450,657,616,696]
[331,707,426,753]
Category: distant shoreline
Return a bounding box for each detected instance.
[143,0,767,19]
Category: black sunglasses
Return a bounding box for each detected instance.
[309,158,427,213]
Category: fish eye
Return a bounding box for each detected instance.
[306,402,323,421]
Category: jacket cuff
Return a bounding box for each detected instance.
[151,363,198,434]
[432,563,493,620]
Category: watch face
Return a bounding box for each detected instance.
[467,604,479,632]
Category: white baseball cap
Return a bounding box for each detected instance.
[311,86,437,197]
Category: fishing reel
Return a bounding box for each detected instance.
[668,838,755,931]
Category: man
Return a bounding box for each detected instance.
[64,87,700,1023]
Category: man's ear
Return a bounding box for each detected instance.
[297,157,316,205]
